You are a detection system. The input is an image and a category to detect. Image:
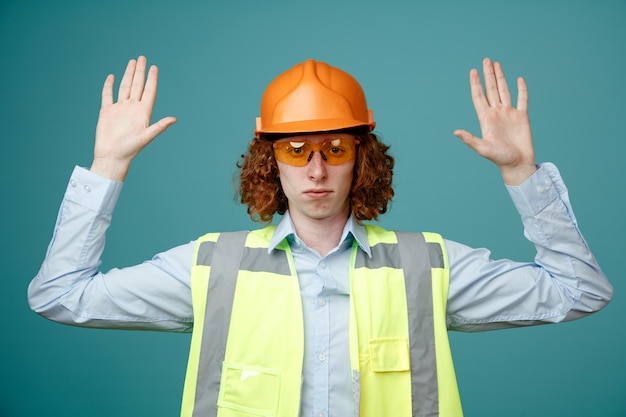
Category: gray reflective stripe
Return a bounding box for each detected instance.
[196,241,216,266]
[355,239,443,270]
[427,242,444,269]
[240,247,292,275]
[197,242,291,275]
[355,243,401,269]
[352,370,361,417]
[193,231,249,417]
[396,232,439,417]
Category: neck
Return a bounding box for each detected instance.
[290,211,349,257]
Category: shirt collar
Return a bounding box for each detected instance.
[268,211,372,257]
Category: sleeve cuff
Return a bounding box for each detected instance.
[505,162,568,217]
[64,166,124,215]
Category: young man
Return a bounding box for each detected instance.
[29,56,612,417]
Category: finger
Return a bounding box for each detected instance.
[141,65,159,106]
[469,68,488,114]
[453,129,487,157]
[482,57,500,106]
[118,58,137,101]
[139,116,177,145]
[453,129,478,142]
[130,56,147,101]
[516,76,529,112]
[101,74,115,107]
[494,61,512,107]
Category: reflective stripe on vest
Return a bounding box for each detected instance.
[181,226,462,417]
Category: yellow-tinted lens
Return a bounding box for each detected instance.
[273,138,359,166]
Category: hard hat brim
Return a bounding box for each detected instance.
[255,118,375,137]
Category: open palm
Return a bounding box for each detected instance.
[454,58,536,185]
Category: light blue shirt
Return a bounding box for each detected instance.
[28,163,613,417]
[269,212,370,417]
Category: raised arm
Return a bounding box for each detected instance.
[447,58,612,329]
[28,57,192,331]
[453,58,536,185]
[91,56,177,181]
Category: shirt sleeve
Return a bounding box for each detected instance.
[445,162,613,332]
[28,166,195,332]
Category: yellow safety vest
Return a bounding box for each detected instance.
[181,225,463,417]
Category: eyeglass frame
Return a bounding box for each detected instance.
[271,137,360,167]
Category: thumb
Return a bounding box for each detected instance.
[453,129,481,150]
[140,116,177,145]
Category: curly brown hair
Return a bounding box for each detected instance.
[237,133,394,223]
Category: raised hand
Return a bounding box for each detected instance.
[454,58,537,185]
[91,56,177,181]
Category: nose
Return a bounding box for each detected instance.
[306,150,327,181]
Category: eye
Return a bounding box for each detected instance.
[287,141,307,156]
[328,146,343,155]
[323,139,346,156]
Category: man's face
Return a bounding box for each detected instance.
[275,133,356,224]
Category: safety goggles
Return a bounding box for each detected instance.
[272,137,360,167]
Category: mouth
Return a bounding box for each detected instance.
[304,189,332,199]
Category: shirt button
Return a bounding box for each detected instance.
[318,353,326,362]
[544,179,552,186]
[319,261,327,268]
[318,299,326,306]
[70,179,77,187]
[318,413,325,417]
[536,185,544,193]
[84,184,92,193]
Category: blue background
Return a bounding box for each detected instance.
[1,0,624,416]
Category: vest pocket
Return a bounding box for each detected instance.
[368,337,410,372]
[217,361,281,416]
